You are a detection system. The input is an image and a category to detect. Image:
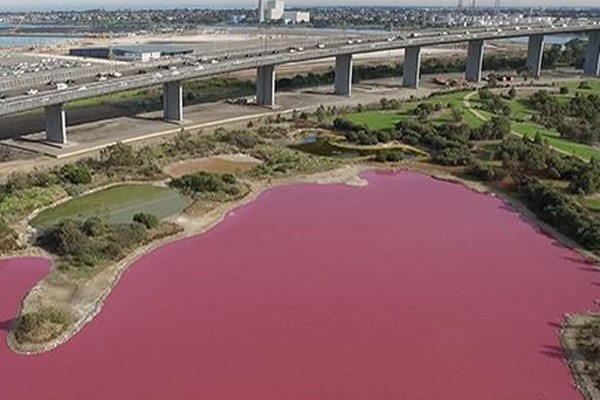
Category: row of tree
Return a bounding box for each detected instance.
[529,89,600,145]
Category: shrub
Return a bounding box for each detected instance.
[133,213,159,229]
[579,81,591,90]
[374,151,404,163]
[0,218,19,253]
[60,164,92,185]
[13,308,70,344]
[38,217,149,269]
[170,171,241,196]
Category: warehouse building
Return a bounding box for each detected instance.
[69,45,193,62]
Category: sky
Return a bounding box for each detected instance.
[1,1,599,11]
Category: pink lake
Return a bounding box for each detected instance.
[1,171,598,399]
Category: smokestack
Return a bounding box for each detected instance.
[258,0,265,23]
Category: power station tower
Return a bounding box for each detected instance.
[470,0,476,9]
[258,0,265,23]
[494,0,501,10]
[457,0,464,9]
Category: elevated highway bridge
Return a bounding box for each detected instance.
[0,23,599,145]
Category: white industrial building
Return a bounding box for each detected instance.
[258,0,310,23]
[266,0,285,21]
[283,11,310,24]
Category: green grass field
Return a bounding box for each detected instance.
[584,197,600,212]
[31,184,191,229]
[343,86,600,161]
[346,110,411,130]
[466,90,600,161]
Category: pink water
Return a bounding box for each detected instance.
[1,172,598,399]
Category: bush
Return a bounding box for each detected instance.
[466,161,506,182]
[215,129,262,149]
[13,308,70,344]
[579,81,591,90]
[0,218,19,253]
[374,151,404,163]
[60,164,92,185]
[519,178,600,251]
[432,147,473,166]
[559,86,570,95]
[133,213,159,229]
[170,171,241,197]
[37,217,149,269]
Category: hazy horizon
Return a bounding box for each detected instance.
[1,1,599,12]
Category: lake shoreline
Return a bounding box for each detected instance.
[3,158,599,400]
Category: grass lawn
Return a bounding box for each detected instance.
[345,87,600,161]
[584,197,600,212]
[346,110,411,130]
[561,79,600,93]
[31,184,191,229]
[467,90,600,161]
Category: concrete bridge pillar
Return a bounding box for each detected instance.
[465,39,485,83]
[584,31,600,77]
[334,54,353,96]
[403,46,422,89]
[45,104,67,145]
[526,34,545,78]
[163,81,183,122]
[256,65,276,108]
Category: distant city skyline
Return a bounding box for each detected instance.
[1,1,599,12]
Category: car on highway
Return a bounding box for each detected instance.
[317,43,326,49]
[54,83,68,91]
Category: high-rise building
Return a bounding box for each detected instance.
[266,0,285,21]
[258,0,265,23]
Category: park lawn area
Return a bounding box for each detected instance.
[346,110,412,130]
[427,91,469,107]
[510,120,600,161]
[465,92,600,161]
[509,99,534,120]
[462,107,486,127]
[562,79,600,93]
[583,197,600,212]
[31,184,191,229]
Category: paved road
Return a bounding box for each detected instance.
[0,22,598,117]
